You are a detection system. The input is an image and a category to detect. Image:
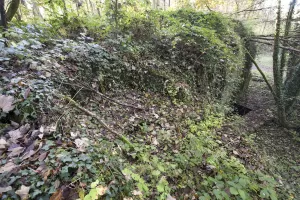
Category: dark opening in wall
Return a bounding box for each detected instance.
[232,103,252,116]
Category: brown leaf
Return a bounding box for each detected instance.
[15,185,30,200]
[8,124,30,143]
[22,142,43,161]
[8,146,24,157]
[0,162,17,173]
[0,95,15,113]
[50,190,63,200]
[74,138,89,152]
[8,129,23,143]
[39,152,48,161]
[23,88,31,99]
[54,180,60,189]
[43,169,52,181]
[19,124,30,135]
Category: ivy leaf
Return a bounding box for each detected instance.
[260,189,270,198]
[238,189,247,200]
[269,189,278,200]
[229,187,238,195]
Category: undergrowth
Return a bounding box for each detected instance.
[0,9,282,200]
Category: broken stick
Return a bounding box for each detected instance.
[63,95,134,149]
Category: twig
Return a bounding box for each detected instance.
[63,95,134,149]
[59,81,144,110]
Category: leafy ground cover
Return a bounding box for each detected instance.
[0,10,290,200]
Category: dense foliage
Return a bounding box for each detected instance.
[0,3,292,200]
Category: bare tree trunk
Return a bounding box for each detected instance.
[273,0,287,126]
[280,0,297,77]
[62,0,68,22]
[0,0,6,28]
[6,0,20,22]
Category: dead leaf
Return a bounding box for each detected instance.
[45,124,57,133]
[43,169,52,181]
[22,142,43,160]
[23,88,31,99]
[0,186,12,193]
[132,190,142,196]
[74,138,89,152]
[39,126,44,133]
[39,152,48,161]
[0,95,15,113]
[19,124,30,134]
[152,137,159,145]
[50,189,63,200]
[45,72,52,77]
[9,124,30,143]
[0,162,17,173]
[8,146,24,157]
[0,138,8,149]
[11,121,19,128]
[8,129,23,143]
[15,185,30,200]
[233,150,239,156]
[167,194,176,200]
[54,180,60,189]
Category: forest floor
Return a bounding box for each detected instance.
[1,38,299,199]
[244,59,300,199]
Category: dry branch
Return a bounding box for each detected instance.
[246,50,277,102]
[63,95,134,149]
[59,81,144,110]
[250,39,300,53]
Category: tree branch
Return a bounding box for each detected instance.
[246,50,277,102]
[250,39,300,53]
[63,95,134,149]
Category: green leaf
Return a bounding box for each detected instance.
[230,187,238,195]
[238,189,247,200]
[152,170,161,176]
[260,189,269,198]
[269,189,278,200]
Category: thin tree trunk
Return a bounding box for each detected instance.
[62,0,68,22]
[6,0,20,22]
[273,0,287,127]
[280,0,297,77]
[0,0,6,28]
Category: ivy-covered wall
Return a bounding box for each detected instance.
[70,10,253,107]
